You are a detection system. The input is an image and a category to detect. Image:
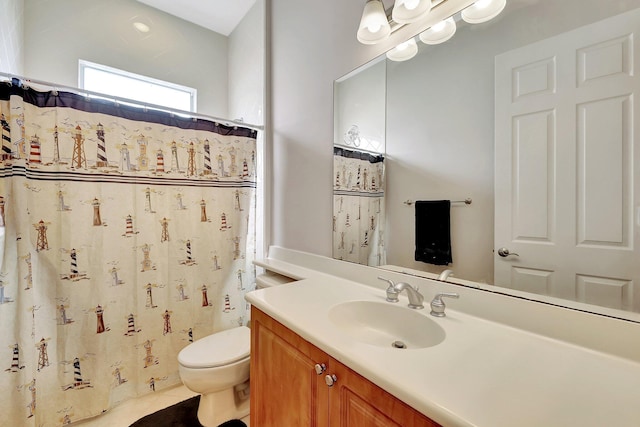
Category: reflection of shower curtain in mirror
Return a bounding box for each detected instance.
[0,83,257,426]
[333,147,385,266]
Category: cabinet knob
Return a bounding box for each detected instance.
[325,374,338,387]
[314,363,326,375]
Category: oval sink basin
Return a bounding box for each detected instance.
[328,301,445,349]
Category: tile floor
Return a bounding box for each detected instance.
[72,385,250,427]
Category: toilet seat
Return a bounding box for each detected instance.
[178,326,250,369]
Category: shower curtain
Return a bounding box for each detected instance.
[0,81,257,426]
[333,146,385,266]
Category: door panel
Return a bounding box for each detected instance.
[512,109,555,242]
[576,95,630,246]
[329,359,440,427]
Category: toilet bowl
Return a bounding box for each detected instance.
[178,326,251,427]
[177,271,296,426]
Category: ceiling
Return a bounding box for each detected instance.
[136,0,257,36]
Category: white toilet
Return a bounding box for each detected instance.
[178,326,251,426]
[178,271,295,426]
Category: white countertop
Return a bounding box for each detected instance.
[247,264,640,427]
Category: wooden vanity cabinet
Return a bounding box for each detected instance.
[251,307,440,427]
[250,306,329,425]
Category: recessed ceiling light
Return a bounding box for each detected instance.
[133,22,151,33]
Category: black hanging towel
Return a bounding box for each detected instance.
[414,200,452,265]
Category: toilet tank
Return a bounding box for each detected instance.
[255,271,296,289]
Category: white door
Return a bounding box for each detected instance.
[495,9,640,311]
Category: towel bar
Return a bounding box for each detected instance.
[403,198,472,206]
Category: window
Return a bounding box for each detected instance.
[79,60,197,112]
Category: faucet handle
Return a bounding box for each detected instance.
[378,276,399,302]
[430,292,459,317]
[434,292,459,301]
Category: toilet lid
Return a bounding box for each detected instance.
[178,326,250,369]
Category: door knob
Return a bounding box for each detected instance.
[325,374,338,387]
[314,363,326,375]
[497,247,519,257]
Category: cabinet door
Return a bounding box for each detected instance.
[251,307,330,426]
[329,359,441,427]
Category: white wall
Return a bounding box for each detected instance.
[228,0,266,261]
[229,0,265,126]
[23,0,228,117]
[0,0,23,75]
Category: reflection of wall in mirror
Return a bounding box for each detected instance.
[0,0,22,75]
[384,0,640,286]
[334,58,385,153]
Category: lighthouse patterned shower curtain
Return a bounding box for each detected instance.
[333,146,385,266]
[0,82,257,426]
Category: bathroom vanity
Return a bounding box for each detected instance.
[251,307,439,426]
[246,247,640,427]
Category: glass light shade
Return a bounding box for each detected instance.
[386,38,418,62]
[461,0,507,24]
[418,17,456,45]
[392,0,432,24]
[357,0,391,45]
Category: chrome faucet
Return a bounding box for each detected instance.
[377,277,400,302]
[437,269,454,281]
[430,292,459,317]
[393,282,424,309]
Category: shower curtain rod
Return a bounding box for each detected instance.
[333,143,384,156]
[0,71,264,132]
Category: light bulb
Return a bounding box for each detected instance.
[392,0,432,24]
[475,0,492,8]
[462,0,506,24]
[357,0,391,44]
[386,38,418,62]
[368,23,382,33]
[432,20,446,32]
[419,17,456,45]
[404,0,420,10]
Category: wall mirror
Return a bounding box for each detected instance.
[333,0,640,322]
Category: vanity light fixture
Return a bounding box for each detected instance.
[357,0,507,47]
[418,16,456,44]
[392,0,432,24]
[461,0,506,24]
[357,0,392,45]
[386,38,418,61]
